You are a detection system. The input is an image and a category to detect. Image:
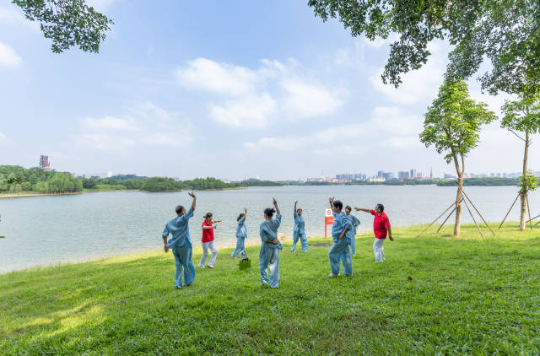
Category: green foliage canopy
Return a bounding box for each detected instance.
[420,80,496,166]
[308,0,540,97]
[12,0,113,53]
[501,94,540,134]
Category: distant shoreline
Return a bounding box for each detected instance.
[0,192,83,199]
[0,187,248,199]
[0,182,519,200]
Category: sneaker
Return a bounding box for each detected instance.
[184,283,192,287]
[231,256,236,259]
[328,273,339,277]
[261,282,269,286]
[197,265,205,269]
[207,265,214,269]
[175,286,181,289]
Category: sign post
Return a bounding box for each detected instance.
[325,208,335,238]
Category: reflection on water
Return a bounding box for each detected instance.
[0,185,537,273]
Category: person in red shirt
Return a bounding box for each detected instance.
[197,212,222,269]
[355,203,394,262]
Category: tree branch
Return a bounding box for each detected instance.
[508,128,526,142]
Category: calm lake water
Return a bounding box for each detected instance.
[0,185,538,273]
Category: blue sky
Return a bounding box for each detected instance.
[0,0,536,180]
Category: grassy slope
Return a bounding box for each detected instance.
[1,224,539,355]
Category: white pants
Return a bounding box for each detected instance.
[199,240,218,267]
[373,238,385,262]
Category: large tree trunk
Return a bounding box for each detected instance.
[520,130,530,231]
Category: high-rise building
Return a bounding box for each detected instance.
[398,171,410,179]
[39,155,51,171]
[410,169,417,179]
[382,172,394,181]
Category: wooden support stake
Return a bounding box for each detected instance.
[499,194,520,229]
[463,198,484,238]
[437,206,457,233]
[526,213,540,223]
[415,201,456,238]
[526,194,533,231]
[462,190,495,235]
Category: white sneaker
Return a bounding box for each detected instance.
[197,265,205,268]
[328,273,339,277]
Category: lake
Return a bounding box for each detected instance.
[0,185,538,273]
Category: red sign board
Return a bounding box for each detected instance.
[325,208,334,238]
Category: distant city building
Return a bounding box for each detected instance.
[377,171,384,178]
[444,173,457,179]
[430,168,433,179]
[398,171,410,179]
[382,172,395,181]
[410,169,417,179]
[39,155,51,171]
[107,171,113,178]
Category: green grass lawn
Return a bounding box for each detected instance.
[1,224,539,355]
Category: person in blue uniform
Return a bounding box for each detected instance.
[259,198,282,288]
[162,192,197,289]
[345,205,360,256]
[232,208,248,259]
[291,200,308,252]
[328,197,352,277]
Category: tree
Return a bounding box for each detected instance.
[308,0,540,98]
[12,0,113,53]
[420,80,496,236]
[501,94,540,230]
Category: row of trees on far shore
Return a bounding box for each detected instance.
[0,166,240,194]
[0,166,83,194]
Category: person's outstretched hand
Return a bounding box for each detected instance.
[273,198,278,206]
[188,192,196,198]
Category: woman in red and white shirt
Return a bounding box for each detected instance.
[198,212,222,269]
[355,203,393,262]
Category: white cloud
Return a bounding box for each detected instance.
[370,42,448,105]
[78,102,193,152]
[80,134,135,151]
[0,6,39,31]
[281,79,344,119]
[382,136,422,149]
[82,116,140,131]
[0,132,8,144]
[175,58,258,96]
[370,106,423,135]
[0,42,22,68]
[209,93,276,128]
[244,106,422,152]
[86,0,119,12]
[469,90,517,117]
[143,133,190,148]
[174,57,346,128]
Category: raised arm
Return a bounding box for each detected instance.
[294,200,298,213]
[243,207,247,221]
[188,192,196,210]
[354,207,370,213]
[329,197,334,209]
[273,198,280,215]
